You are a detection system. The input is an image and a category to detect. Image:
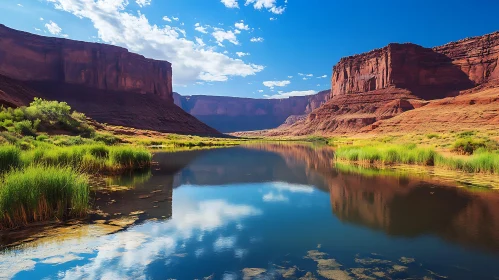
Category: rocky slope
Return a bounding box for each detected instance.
[174,90,330,132]
[271,31,499,136]
[0,24,218,135]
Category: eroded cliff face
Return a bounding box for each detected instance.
[273,31,499,136]
[175,90,330,132]
[0,25,219,135]
[0,24,172,102]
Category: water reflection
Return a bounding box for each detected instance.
[1,144,499,279]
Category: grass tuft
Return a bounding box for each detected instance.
[0,165,89,229]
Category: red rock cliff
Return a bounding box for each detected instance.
[271,31,499,136]
[0,25,219,135]
[175,90,330,132]
[0,24,173,102]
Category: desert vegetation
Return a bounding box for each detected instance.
[332,133,499,174]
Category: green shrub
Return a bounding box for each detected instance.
[0,165,89,229]
[426,133,440,139]
[451,137,498,155]
[14,120,37,136]
[93,133,121,145]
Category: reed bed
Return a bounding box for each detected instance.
[335,144,499,174]
[0,165,89,229]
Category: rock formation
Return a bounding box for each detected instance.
[174,90,330,132]
[0,24,218,135]
[272,31,499,135]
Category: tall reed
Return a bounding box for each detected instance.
[0,165,89,229]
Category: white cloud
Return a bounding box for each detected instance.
[44,20,62,35]
[245,0,286,14]
[270,17,276,21]
[258,89,264,93]
[235,20,249,30]
[195,37,205,47]
[250,37,264,43]
[263,80,290,89]
[17,3,23,7]
[263,192,288,202]
[318,74,327,78]
[34,28,42,31]
[47,0,264,84]
[212,28,239,46]
[162,16,172,22]
[221,0,239,8]
[236,52,249,57]
[194,23,209,34]
[135,0,151,7]
[40,17,44,20]
[306,74,313,77]
[303,77,309,80]
[172,16,179,21]
[287,75,293,78]
[264,90,317,99]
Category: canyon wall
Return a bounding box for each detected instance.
[0,24,172,102]
[270,31,499,136]
[0,25,218,135]
[174,90,330,132]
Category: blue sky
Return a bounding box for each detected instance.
[1,0,499,98]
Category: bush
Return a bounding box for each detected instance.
[426,133,440,139]
[451,137,498,155]
[13,120,37,136]
[0,165,89,229]
[93,133,121,145]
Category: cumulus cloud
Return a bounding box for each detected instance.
[221,0,239,8]
[40,17,44,20]
[263,80,290,89]
[46,0,264,84]
[245,0,286,14]
[162,16,172,22]
[263,192,288,202]
[135,0,151,7]
[17,3,23,7]
[264,90,317,99]
[236,52,250,57]
[250,37,264,42]
[235,20,249,30]
[318,74,328,78]
[212,28,239,46]
[194,23,209,34]
[270,17,276,21]
[287,75,293,78]
[44,20,62,35]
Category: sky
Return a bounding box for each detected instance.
[1,0,499,99]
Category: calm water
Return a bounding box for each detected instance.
[1,144,499,279]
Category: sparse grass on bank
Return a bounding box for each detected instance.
[334,143,499,174]
[0,165,89,230]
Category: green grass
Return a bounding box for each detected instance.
[335,144,437,166]
[0,165,89,229]
[0,145,21,172]
[19,144,152,174]
[335,144,499,174]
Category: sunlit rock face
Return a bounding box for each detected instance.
[271,31,499,135]
[0,24,219,135]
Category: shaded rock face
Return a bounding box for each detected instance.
[0,24,172,102]
[278,31,499,135]
[174,90,330,132]
[0,25,219,135]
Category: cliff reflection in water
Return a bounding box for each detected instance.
[170,143,499,253]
